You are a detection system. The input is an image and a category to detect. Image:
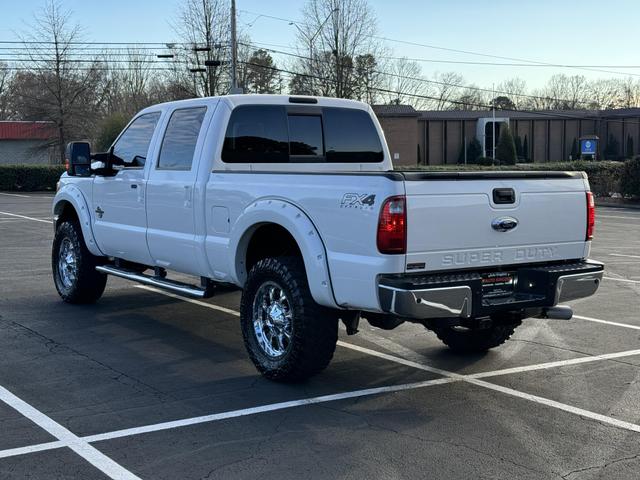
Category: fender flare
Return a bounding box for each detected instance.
[52,185,104,257]
[230,198,338,309]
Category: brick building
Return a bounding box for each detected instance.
[373,105,640,167]
[0,121,57,165]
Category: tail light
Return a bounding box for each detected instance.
[586,191,595,240]
[377,196,406,254]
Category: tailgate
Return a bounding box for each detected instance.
[402,171,589,272]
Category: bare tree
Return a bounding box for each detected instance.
[173,0,231,97]
[101,49,156,117]
[295,0,380,98]
[431,72,465,110]
[455,85,489,111]
[495,78,527,109]
[12,0,104,162]
[0,63,12,118]
[538,74,590,109]
[616,77,640,109]
[382,57,431,109]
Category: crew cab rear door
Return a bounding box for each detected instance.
[145,106,209,275]
[402,172,589,272]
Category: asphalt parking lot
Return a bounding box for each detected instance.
[1,191,639,480]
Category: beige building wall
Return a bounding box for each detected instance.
[377,116,419,166]
[549,120,564,161]
[446,121,462,164]
[428,121,444,165]
[376,109,640,166]
[533,121,547,162]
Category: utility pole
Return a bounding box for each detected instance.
[230,0,241,93]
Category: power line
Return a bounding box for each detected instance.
[237,8,640,78]
[238,60,640,126]
[239,42,619,110]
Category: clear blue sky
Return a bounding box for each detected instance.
[2,0,639,89]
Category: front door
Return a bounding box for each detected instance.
[92,112,161,265]
[146,106,208,275]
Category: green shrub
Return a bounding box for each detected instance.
[476,156,495,166]
[620,157,640,197]
[496,126,517,165]
[458,137,482,164]
[96,113,129,151]
[0,165,66,191]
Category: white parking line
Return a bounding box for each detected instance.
[82,377,456,443]
[0,377,457,460]
[134,285,241,317]
[609,253,640,259]
[135,288,640,433]
[573,314,640,331]
[0,385,142,479]
[0,211,51,224]
[0,440,66,459]
[342,338,640,434]
[0,192,30,198]
[603,276,640,285]
[1,298,639,462]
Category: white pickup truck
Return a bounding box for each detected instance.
[52,95,604,381]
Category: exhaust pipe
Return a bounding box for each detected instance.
[540,305,573,320]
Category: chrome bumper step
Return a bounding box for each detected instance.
[378,260,604,320]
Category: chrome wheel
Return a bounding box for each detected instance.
[252,281,293,358]
[57,238,77,289]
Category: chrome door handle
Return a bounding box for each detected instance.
[184,185,192,207]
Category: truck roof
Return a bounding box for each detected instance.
[140,94,371,115]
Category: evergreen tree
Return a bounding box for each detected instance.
[604,133,620,160]
[514,135,523,160]
[467,137,482,164]
[570,138,578,161]
[626,135,635,159]
[522,135,529,162]
[496,125,517,165]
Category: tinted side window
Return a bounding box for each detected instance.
[158,107,207,170]
[323,108,383,163]
[222,106,289,163]
[112,112,161,167]
[288,115,323,156]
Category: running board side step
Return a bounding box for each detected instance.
[96,265,214,299]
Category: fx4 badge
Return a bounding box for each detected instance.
[340,193,376,210]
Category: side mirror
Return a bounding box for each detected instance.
[65,142,92,176]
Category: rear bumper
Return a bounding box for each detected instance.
[378,260,604,320]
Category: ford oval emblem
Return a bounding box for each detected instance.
[492,216,518,232]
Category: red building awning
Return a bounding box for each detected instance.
[0,122,56,141]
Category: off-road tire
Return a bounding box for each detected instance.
[240,256,338,382]
[433,321,519,353]
[52,220,107,304]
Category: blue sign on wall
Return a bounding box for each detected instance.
[580,139,597,155]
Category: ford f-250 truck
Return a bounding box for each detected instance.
[52,95,604,381]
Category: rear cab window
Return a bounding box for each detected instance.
[158,107,207,170]
[221,105,383,164]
